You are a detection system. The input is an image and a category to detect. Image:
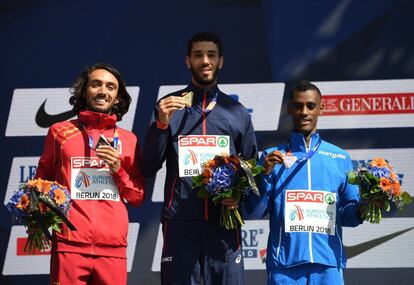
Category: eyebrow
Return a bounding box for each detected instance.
[192,49,218,54]
[89,79,118,87]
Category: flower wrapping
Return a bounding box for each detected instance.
[6,178,76,253]
[348,157,412,223]
[192,155,263,230]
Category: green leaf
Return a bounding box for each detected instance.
[192,175,204,188]
[401,191,413,205]
[252,166,264,176]
[246,159,257,167]
[196,187,209,198]
[383,200,390,212]
[348,171,358,184]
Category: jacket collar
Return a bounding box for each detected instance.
[289,131,321,153]
[187,82,219,104]
[78,110,117,130]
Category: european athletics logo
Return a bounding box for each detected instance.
[289,205,304,221]
[184,149,198,165]
[75,171,90,188]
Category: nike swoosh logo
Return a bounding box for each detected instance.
[345,226,414,259]
[35,99,75,128]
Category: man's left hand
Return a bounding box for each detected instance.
[95,145,121,173]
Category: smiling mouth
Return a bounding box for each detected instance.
[299,119,311,125]
[93,97,108,104]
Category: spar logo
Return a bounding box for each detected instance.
[286,191,325,203]
[179,136,217,147]
[324,193,335,204]
[217,136,228,147]
[184,149,198,165]
[75,171,90,188]
[71,157,108,169]
[289,205,304,221]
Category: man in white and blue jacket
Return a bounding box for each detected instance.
[243,81,362,285]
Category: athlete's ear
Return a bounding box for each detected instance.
[185,56,191,69]
[218,56,224,69]
[319,98,325,114]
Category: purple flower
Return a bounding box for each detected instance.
[368,166,391,179]
[205,163,235,196]
[6,188,26,218]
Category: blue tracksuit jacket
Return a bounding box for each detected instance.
[243,132,361,271]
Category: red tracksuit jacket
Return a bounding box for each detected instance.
[35,110,145,258]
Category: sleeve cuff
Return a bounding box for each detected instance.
[156,120,169,130]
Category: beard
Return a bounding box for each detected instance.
[190,64,219,87]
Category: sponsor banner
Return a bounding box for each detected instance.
[2,223,139,275]
[5,87,139,137]
[150,219,414,271]
[151,220,269,271]
[315,79,414,129]
[4,157,39,205]
[240,220,269,270]
[157,83,285,131]
[343,218,414,268]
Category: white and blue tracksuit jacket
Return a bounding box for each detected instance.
[243,131,361,271]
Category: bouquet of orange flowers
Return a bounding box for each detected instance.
[348,157,412,223]
[192,155,263,230]
[6,178,76,253]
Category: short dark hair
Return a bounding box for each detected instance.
[69,63,131,121]
[187,32,223,57]
[290,80,322,99]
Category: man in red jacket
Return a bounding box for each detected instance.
[35,63,145,285]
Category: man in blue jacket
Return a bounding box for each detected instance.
[142,32,257,285]
[243,81,362,285]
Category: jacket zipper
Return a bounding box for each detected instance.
[202,92,208,220]
[168,176,177,209]
[305,136,314,263]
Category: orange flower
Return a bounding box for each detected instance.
[27,179,52,194]
[391,181,401,196]
[390,171,398,182]
[16,194,30,210]
[203,168,212,179]
[370,157,388,168]
[53,189,67,205]
[380,177,393,192]
[227,155,240,171]
[205,160,217,169]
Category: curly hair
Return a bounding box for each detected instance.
[69,63,131,121]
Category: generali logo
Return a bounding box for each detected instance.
[322,93,414,115]
[316,79,414,129]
